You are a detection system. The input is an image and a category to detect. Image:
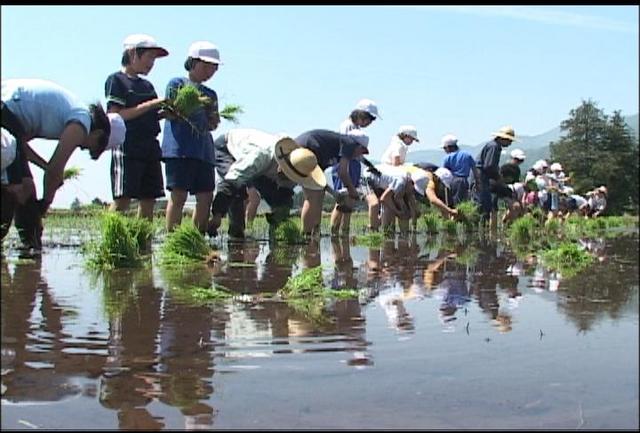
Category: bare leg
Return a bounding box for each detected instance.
[138,198,156,221]
[193,191,213,233]
[166,189,187,231]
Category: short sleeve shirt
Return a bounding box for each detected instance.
[2,78,91,139]
[295,129,360,170]
[380,135,408,165]
[476,139,502,179]
[223,128,280,185]
[105,71,161,159]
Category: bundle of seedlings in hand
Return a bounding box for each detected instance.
[161,84,209,134]
[220,103,244,123]
[63,166,82,181]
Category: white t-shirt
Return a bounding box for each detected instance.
[380,135,408,166]
[364,164,409,193]
[570,194,587,208]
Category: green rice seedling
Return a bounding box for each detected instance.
[541,241,594,277]
[422,211,442,234]
[508,214,539,245]
[159,221,210,266]
[170,283,233,306]
[354,232,384,248]
[123,216,154,254]
[84,212,144,269]
[62,166,82,181]
[442,218,457,235]
[171,84,203,117]
[220,103,244,123]
[454,246,480,267]
[455,201,481,230]
[544,218,562,237]
[273,218,305,244]
[280,266,324,297]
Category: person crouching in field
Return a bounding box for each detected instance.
[105,33,168,222]
[402,165,457,227]
[162,41,221,233]
[207,128,324,240]
[294,129,370,239]
[1,78,121,250]
[363,162,414,233]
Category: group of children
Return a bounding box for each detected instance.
[1,33,609,250]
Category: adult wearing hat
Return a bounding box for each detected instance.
[475,125,517,228]
[1,78,118,249]
[207,128,324,239]
[294,129,370,237]
[162,40,221,234]
[440,133,479,207]
[105,33,169,223]
[381,125,419,167]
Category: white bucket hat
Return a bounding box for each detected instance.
[399,125,419,142]
[355,98,381,119]
[275,137,326,191]
[106,113,126,151]
[434,167,453,189]
[188,41,222,65]
[550,162,563,172]
[123,34,169,57]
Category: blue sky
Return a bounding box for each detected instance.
[2,5,638,208]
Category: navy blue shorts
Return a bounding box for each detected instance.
[164,158,215,193]
[111,151,164,199]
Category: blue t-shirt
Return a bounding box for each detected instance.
[1,78,91,139]
[443,150,476,178]
[160,77,217,165]
[295,129,360,170]
[105,71,161,159]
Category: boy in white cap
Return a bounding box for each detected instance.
[332,98,381,237]
[105,33,169,222]
[441,133,479,206]
[162,41,221,233]
[381,125,419,166]
[401,165,458,224]
[2,78,118,249]
[362,163,414,233]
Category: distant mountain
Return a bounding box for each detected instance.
[405,113,638,171]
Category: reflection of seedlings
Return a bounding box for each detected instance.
[455,222,467,244]
[84,212,153,269]
[442,219,457,235]
[160,222,211,265]
[454,247,479,267]
[170,284,233,306]
[279,266,358,325]
[354,232,384,247]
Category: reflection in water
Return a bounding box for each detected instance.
[1,231,637,429]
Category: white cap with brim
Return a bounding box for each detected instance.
[355,98,381,119]
[106,113,126,151]
[123,34,169,57]
[399,125,419,142]
[188,41,223,65]
[275,137,326,191]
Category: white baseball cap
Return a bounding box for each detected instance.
[441,134,458,148]
[533,159,548,171]
[355,98,381,119]
[347,129,369,153]
[434,167,453,188]
[106,113,126,151]
[510,149,526,161]
[122,34,169,57]
[188,41,222,65]
[398,125,419,142]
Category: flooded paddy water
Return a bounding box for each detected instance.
[1,221,638,430]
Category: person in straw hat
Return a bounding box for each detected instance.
[207,128,324,240]
[293,128,371,238]
[475,125,517,229]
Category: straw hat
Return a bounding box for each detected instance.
[275,137,326,191]
[492,125,518,142]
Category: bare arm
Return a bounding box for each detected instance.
[24,143,48,170]
[42,123,87,209]
[109,97,164,121]
[426,174,457,218]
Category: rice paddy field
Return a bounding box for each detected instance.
[1,209,638,430]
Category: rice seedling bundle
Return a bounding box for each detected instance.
[63,166,82,181]
[160,222,210,265]
[85,212,141,269]
[273,218,305,244]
